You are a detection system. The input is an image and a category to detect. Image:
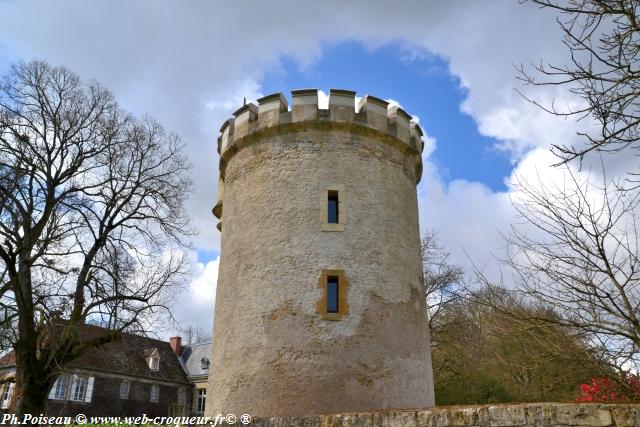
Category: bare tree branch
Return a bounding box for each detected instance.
[0,60,193,415]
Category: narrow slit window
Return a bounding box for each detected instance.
[326,276,339,313]
[327,191,339,224]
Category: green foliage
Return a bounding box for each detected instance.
[431,286,605,405]
[436,372,512,404]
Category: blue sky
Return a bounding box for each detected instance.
[261,42,512,193]
[192,42,515,266]
[193,42,513,265]
[0,0,587,335]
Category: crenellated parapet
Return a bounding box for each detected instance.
[213,89,425,222]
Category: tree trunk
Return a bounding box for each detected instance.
[13,339,51,419]
[14,369,49,419]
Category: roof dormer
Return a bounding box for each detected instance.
[200,356,210,371]
[145,348,160,371]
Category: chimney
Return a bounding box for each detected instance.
[169,336,182,356]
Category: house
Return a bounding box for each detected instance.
[175,338,211,415]
[0,324,191,418]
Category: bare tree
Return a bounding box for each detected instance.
[433,284,604,404]
[475,168,640,396]
[511,0,640,400]
[180,325,211,345]
[421,230,464,333]
[519,0,640,175]
[0,60,192,415]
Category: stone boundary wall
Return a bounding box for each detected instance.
[248,403,640,427]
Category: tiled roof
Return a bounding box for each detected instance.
[0,352,15,367]
[179,341,211,378]
[0,323,189,384]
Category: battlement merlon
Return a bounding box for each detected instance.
[217,88,425,159]
[213,89,425,220]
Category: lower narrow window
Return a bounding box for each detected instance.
[326,276,339,313]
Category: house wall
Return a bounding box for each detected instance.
[45,373,190,418]
[191,378,208,415]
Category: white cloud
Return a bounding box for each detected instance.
[0,0,621,333]
[170,257,220,337]
[317,90,329,109]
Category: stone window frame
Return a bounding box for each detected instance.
[316,269,349,320]
[321,185,345,232]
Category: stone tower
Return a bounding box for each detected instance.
[208,89,434,417]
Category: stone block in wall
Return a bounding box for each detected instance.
[524,403,561,426]
[452,407,480,427]
[555,404,612,426]
[487,406,527,427]
[610,405,640,427]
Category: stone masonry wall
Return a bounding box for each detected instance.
[248,403,640,427]
[208,89,434,417]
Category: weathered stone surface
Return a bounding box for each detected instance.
[488,405,527,426]
[208,90,432,417]
[249,404,640,427]
[610,405,640,427]
[555,404,612,426]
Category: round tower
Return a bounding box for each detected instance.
[208,89,435,417]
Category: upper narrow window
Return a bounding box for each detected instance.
[326,276,339,313]
[321,187,345,232]
[327,191,339,224]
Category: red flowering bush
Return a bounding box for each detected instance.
[576,375,640,403]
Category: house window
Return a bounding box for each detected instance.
[327,191,339,224]
[197,388,206,414]
[321,186,345,231]
[326,276,339,313]
[71,377,87,402]
[1,383,14,409]
[149,357,159,371]
[316,269,348,320]
[178,387,186,403]
[150,384,159,402]
[53,375,68,400]
[119,381,130,399]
